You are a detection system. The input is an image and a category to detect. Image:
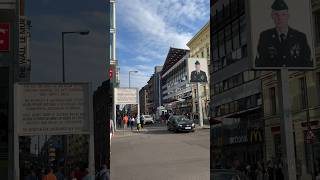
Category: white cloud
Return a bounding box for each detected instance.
[117,0,209,88]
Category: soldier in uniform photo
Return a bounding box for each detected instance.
[190,60,208,83]
[255,0,312,68]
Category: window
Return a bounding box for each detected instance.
[232,19,240,50]
[225,24,232,54]
[314,10,320,46]
[229,101,235,113]
[244,71,255,82]
[240,15,246,46]
[223,80,229,90]
[202,51,204,58]
[207,47,210,58]
[299,77,307,110]
[218,30,225,58]
[269,87,277,115]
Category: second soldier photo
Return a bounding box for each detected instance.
[248,0,315,69]
[188,58,208,83]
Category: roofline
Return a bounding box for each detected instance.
[186,20,210,47]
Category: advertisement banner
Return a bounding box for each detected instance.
[14,83,91,135]
[18,16,31,81]
[248,0,315,69]
[114,88,139,105]
[187,58,208,83]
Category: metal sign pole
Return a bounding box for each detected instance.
[88,83,95,178]
[197,82,203,127]
[277,68,297,180]
[114,88,117,131]
[13,84,19,180]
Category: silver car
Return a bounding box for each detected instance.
[141,115,154,124]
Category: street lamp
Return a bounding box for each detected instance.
[61,30,90,82]
[129,70,138,88]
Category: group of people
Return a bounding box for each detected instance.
[116,114,144,132]
[214,158,288,180]
[23,166,105,180]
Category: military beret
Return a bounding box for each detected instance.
[272,0,288,10]
[195,61,200,65]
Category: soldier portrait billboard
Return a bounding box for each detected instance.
[248,0,315,69]
[187,58,208,83]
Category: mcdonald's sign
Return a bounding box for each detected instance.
[249,129,263,143]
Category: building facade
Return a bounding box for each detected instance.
[153,66,163,108]
[139,86,147,115]
[210,0,264,169]
[161,48,192,114]
[187,21,211,123]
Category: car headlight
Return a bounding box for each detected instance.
[192,123,195,127]
[178,124,182,127]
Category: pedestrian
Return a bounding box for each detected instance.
[96,165,109,180]
[42,167,57,180]
[136,116,141,132]
[130,116,135,130]
[54,167,64,180]
[140,114,144,129]
[122,115,128,130]
[275,162,284,180]
[316,171,320,180]
[256,162,264,180]
[25,169,38,180]
[266,160,274,180]
[116,114,122,128]
[110,119,115,141]
[82,168,91,180]
[69,170,77,180]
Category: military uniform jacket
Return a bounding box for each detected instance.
[255,27,312,67]
[190,70,208,83]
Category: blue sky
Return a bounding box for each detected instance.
[117,0,210,88]
[26,0,209,90]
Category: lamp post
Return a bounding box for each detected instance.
[62,30,90,82]
[61,30,89,175]
[129,70,138,88]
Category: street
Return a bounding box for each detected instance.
[110,124,210,180]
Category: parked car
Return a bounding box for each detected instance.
[141,115,154,124]
[211,169,249,180]
[167,115,195,132]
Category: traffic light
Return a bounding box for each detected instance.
[109,67,113,80]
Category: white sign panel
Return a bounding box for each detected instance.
[187,58,209,83]
[114,88,138,105]
[14,83,90,135]
[248,0,315,69]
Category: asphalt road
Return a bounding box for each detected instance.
[110,124,210,180]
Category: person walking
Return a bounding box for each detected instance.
[25,170,38,180]
[54,167,64,180]
[110,119,115,141]
[136,116,141,132]
[130,116,135,131]
[116,114,122,128]
[122,115,128,130]
[140,114,144,129]
[42,168,57,180]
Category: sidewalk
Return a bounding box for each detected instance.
[114,127,149,138]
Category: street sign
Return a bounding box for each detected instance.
[0,23,10,52]
[14,83,91,135]
[114,88,139,105]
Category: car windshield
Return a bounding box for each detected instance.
[144,115,151,118]
[174,116,191,123]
